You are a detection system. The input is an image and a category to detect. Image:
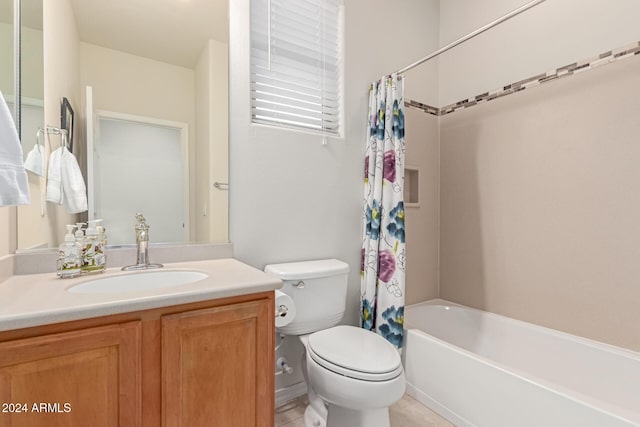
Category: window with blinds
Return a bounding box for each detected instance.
[250,0,344,136]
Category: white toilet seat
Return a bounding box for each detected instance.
[307,325,403,382]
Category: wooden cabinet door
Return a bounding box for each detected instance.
[0,322,141,427]
[162,299,274,427]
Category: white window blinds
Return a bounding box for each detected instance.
[250,0,344,136]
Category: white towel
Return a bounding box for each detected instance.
[46,146,87,214]
[0,90,30,206]
[46,147,64,204]
[24,143,44,176]
[61,147,87,214]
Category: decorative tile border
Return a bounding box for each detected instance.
[405,41,640,117]
[405,100,439,115]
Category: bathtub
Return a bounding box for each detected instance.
[403,300,640,427]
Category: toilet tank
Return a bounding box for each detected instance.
[265,259,350,335]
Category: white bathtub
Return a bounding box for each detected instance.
[403,300,640,427]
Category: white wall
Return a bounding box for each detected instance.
[230,0,440,392]
[438,0,640,106]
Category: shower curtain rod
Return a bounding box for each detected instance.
[395,0,547,75]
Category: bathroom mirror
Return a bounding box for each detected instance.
[14,0,229,250]
[0,0,44,147]
[0,0,15,119]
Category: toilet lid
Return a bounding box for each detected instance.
[308,325,402,381]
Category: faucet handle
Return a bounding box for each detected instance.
[135,213,149,231]
[135,212,146,224]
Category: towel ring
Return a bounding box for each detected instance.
[38,125,69,151]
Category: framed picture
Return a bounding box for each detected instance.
[60,97,74,152]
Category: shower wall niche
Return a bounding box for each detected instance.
[404,166,419,207]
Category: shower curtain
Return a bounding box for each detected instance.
[361,74,406,349]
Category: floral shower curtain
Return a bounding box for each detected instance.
[361,74,406,349]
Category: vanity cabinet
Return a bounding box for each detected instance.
[0,292,274,427]
[162,299,273,427]
[0,322,141,427]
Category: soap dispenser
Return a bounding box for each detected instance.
[82,219,106,273]
[57,225,82,278]
[75,222,85,244]
[96,222,107,250]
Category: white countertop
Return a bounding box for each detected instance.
[0,258,282,332]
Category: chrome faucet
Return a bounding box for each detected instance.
[122,213,163,271]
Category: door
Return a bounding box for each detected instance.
[162,300,274,427]
[0,322,141,427]
[85,85,190,244]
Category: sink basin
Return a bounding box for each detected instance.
[67,270,209,294]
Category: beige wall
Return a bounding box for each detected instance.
[402,0,440,105]
[16,26,45,251]
[1,21,13,254]
[0,23,14,252]
[440,57,640,351]
[402,0,441,305]
[208,40,228,243]
[194,43,211,242]
[1,18,43,99]
[3,23,45,251]
[21,26,44,101]
[195,40,228,243]
[80,43,195,124]
[404,108,439,305]
[42,0,81,246]
[0,207,11,256]
[0,22,12,96]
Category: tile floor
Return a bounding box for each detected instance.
[275,394,454,427]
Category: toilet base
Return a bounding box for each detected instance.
[303,402,391,427]
[298,332,402,427]
[304,404,326,427]
[326,404,391,427]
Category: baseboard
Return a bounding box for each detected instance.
[275,381,307,407]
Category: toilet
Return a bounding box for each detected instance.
[265,259,405,427]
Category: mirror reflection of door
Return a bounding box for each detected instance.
[87,86,189,245]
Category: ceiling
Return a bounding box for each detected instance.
[69,0,228,68]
